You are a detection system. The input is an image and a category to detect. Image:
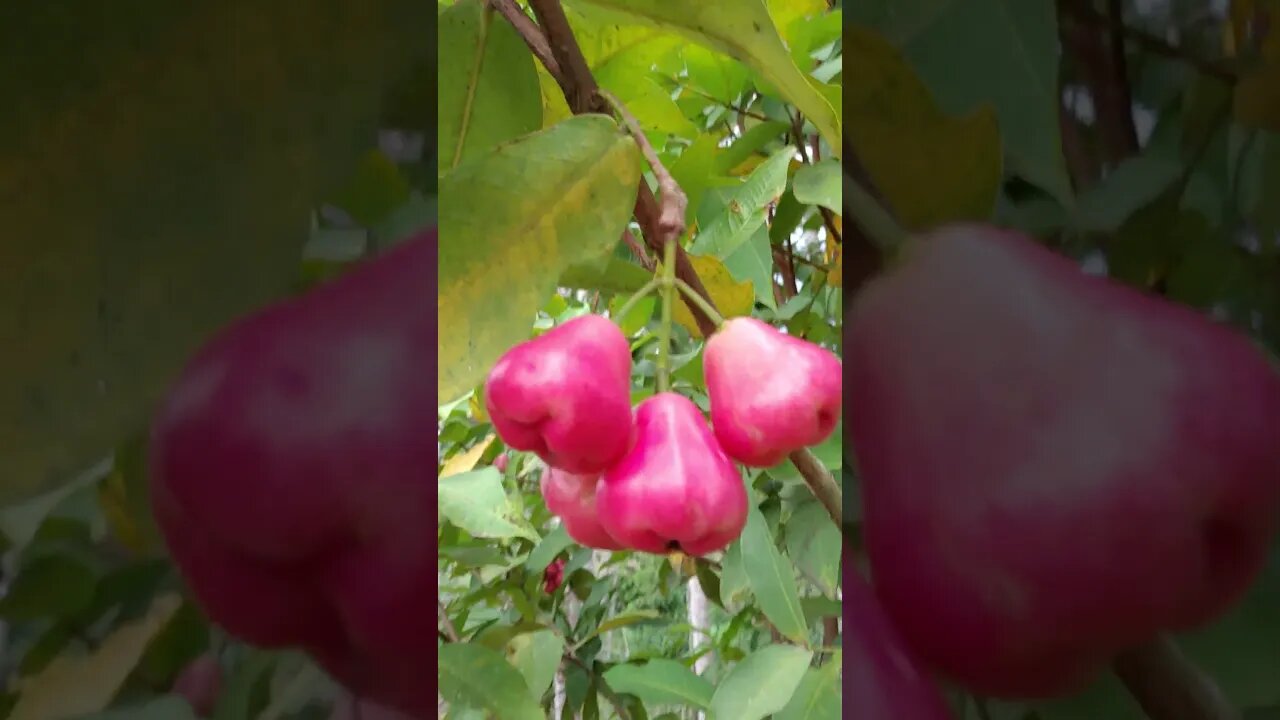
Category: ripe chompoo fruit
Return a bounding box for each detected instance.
[846,223,1280,697]
[704,317,842,467]
[485,315,634,475]
[150,227,439,717]
[846,562,954,719]
[596,392,748,557]
[541,467,625,550]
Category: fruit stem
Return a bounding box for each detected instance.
[672,278,725,329]
[845,170,908,253]
[614,277,661,326]
[657,238,676,393]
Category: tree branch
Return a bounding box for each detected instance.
[487,0,561,81]
[438,599,460,643]
[1057,0,1139,167]
[1060,0,1237,82]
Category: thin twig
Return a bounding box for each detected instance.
[598,88,687,243]
[679,84,772,122]
[1113,636,1239,720]
[488,0,562,81]
[623,228,655,271]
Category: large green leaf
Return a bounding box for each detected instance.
[437,114,642,403]
[740,505,809,644]
[438,0,543,171]
[0,1,435,505]
[438,643,545,720]
[774,651,841,720]
[566,0,842,155]
[849,0,1071,205]
[438,467,540,542]
[603,658,715,709]
[709,644,813,720]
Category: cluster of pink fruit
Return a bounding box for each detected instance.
[484,313,842,557]
[843,224,1280,715]
[542,556,567,594]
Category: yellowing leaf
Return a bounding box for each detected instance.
[98,470,148,555]
[469,390,490,423]
[438,114,643,403]
[673,254,755,338]
[441,434,496,478]
[536,63,573,127]
[827,242,842,288]
[729,154,767,177]
[10,594,182,720]
[845,24,1001,231]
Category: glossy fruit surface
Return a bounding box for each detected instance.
[541,467,625,550]
[846,560,954,719]
[705,317,842,467]
[150,227,439,716]
[596,392,748,556]
[485,314,634,474]
[846,223,1280,697]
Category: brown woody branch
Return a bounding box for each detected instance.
[1060,0,1237,82]
[1057,0,1139,168]
[487,0,561,79]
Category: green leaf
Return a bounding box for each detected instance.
[799,597,842,625]
[708,644,813,720]
[843,23,1002,230]
[75,696,199,720]
[690,146,795,259]
[439,467,540,541]
[560,256,653,295]
[603,658,715,709]
[573,610,664,650]
[438,114,643,403]
[570,0,841,153]
[775,652,841,720]
[211,650,277,720]
[438,0,543,171]
[0,0,434,506]
[508,630,565,702]
[1074,150,1182,232]
[609,295,657,337]
[438,642,546,720]
[740,506,809,643]
[8,595,182,720]
[617,76,699,137]
[722,225,778,311]
[0,554,97,621]
[694,558,724,609]
[719,539,752,609]
[682,45,750,106]
[525,525,574,573]
[717,120,792,175]
[849,0,1071,204]
[783,501,842,598]
[791,159,841,213]
[329,150,413,228]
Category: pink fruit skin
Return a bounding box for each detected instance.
[493,452,509,473]
[845,559,954,720]
[484,315,634,475]
[541,468,626,550]
[172,653,222,717]
[596,393,748,556]
[705,317,843,467]
[149,227,439,718]
[847,223,1280,698]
